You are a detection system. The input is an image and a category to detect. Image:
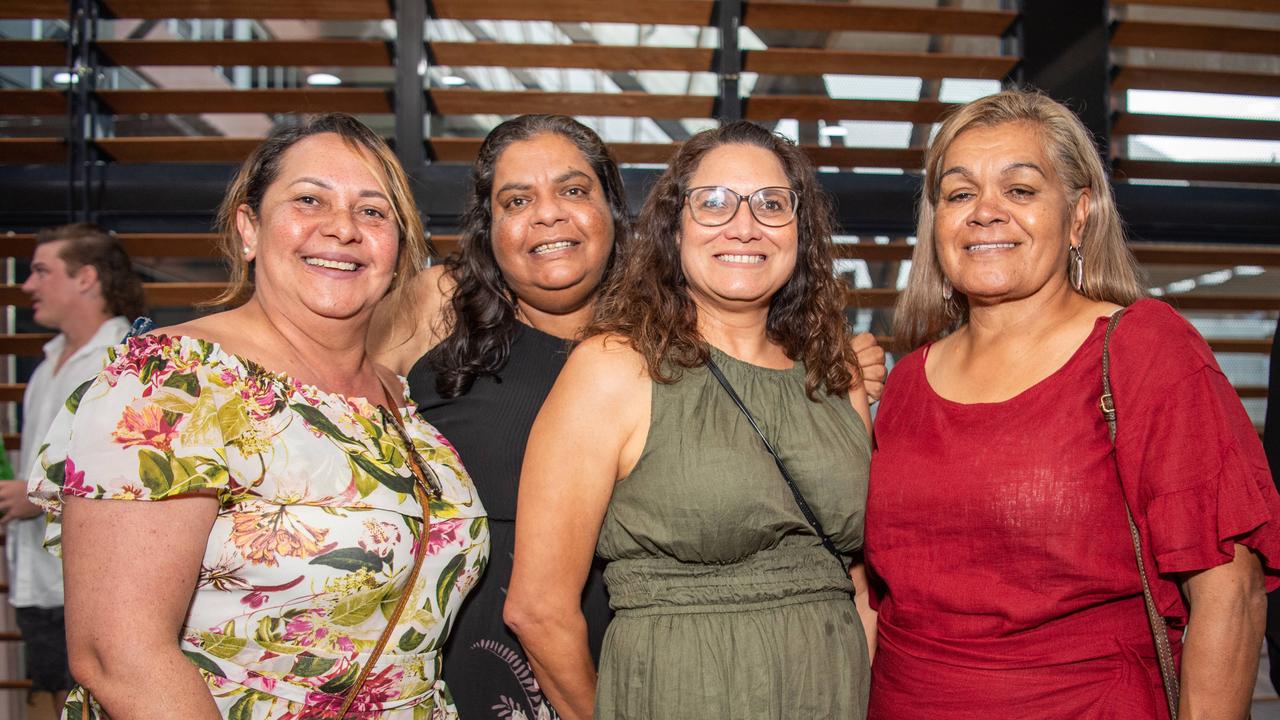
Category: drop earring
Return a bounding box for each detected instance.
[942,278,953,301]
[1068,244,1085,293]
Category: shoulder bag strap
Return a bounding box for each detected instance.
[704,357,849,572]
[335,381,441,717]
[1100,309,1181,720]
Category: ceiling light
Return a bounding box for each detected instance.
[52,71,76,85]
[440,75,467,87]
[306,73,342,86]
[820,124,848,137]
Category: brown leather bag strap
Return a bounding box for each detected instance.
[1100,308,1180,720]
[335,380,440,717]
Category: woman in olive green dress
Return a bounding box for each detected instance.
[505,120,874,720]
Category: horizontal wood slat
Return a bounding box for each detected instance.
[831,242,1280,266]
[1112,0,1280,10]
[0,334,53,356]
[430,88,714,119]
[0,384,25,402]
[97,40,393,67]
[848,289,1280,311]
[1113,67,1280,97]
[0,89,66,115]
[97,137,263,163]
[1114,159,1280,185]
[0,138,65,163]
[1113,113,1280,141]
[745,49,1015,79]
[743,2,1016,35]
[0,283,226,308]
[1237,385,1270,399]
[97,89,393,114]
[430,41,712,73]
[1,233,457,259]
[745,96,949,122]
[0,1,65,19]
[430,137,923,167]
[1209,338,1275,354]
[0,39,65,66]
[100,0,393,19]
[3,434,18,450]
[429,0,717,25]
[1112,20,1280,55]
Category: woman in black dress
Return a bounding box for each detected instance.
[372,114,886,719]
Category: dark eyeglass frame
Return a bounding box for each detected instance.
[683,185,800,228]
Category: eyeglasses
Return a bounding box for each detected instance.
[683,186,799,228]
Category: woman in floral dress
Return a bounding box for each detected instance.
[28,113,488,719]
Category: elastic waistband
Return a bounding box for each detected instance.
[604,544,852,615]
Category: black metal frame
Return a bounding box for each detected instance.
[2,0,1278,246]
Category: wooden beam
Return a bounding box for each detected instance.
[745,49,1015,79]
[0,283,227,308]
[429,88,714,119]
[97,39,393,67]
[429,0,717,25]
[1112,20,1280,55]
[1113,113,1280,141]
[0,334,52,357]
[0,1,66,19]
[96,137,264,163]
[1113,66,1280,97]
[0,89,66,115]
[429,137,679,164]
[1129,242,1280,266]
[1114,159,1280,185]
[0,385,24,403]
[0,39,65,66]
[745,96,949,122]
[3,435,18,451]
[1209,338,1275,354]
[100,0,393,19]
[1237,385,1269,399]
[743,2,1016,35]
[0,138,65,164]
[97,88,393,115]
[1112,0,1280,12]
[806,147,924,168]
[430,41,712,73]
[1160,295,1280,311]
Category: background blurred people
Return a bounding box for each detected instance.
[0,223,142,713]
[506,120,874,720]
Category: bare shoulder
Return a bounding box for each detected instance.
[844,375,873,434]
[562,333,649,388]
[147,312,238,345]
[369,264,456,374]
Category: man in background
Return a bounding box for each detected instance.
[0,223,143,713]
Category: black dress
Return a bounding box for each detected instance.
[409,322,613,719]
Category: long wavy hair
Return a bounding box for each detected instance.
[210,113,429,312]
[895,89,1147,350]
[590,120,858,399]
[429,115,631,398]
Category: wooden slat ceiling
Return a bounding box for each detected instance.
[0,138,64,163]
[1112,67,1280,97]
[743,2,1015,35]
[429,0,717,25]
[1114,159,1280,185]
[1112,113,1280,141]
[429,88,713,119]
[0,89,66,115]
[97,137,264,163]
[0,1,66,20]
[1111,20,1280,55]
[100,0,393,20]
[0,283,226,308]
[97,88,393,114]
[1112,0,1280,10]
[0,39,64,66]
[97,40,394,67]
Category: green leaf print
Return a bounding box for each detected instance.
[348,453,380,498]
[199,621,247,659]
[227,689,264,720]
[329,584,390,627]
[44,459,64,485]
[309,547,383,573]
[138,353,169,387]
[182,649,228,678]
[289,402,357,445]
[291,652,339,678]
[435,553,466,616]
[163,369,201,398]
[253,615,308,656]
[397,626,426,652]
[469,516,487,540]
[64,378,94,414]
[318,660,361,694]
[138,449,174,496]
[350,451,415,495]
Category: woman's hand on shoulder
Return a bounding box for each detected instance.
[850,332,886,403]
[369,264,455,375]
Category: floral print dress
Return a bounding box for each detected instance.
[28,334,489,719]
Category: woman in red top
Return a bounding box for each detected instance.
[867,89,1279,719]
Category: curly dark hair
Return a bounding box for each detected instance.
[428,115,631,398]
[36,223,145,319]
[589,120,858,399]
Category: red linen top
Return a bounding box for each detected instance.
[866,299,1280,720]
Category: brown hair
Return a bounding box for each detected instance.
[210,113,429,308]
[590,120,857,399]
[36,222,145,318]
[429,114,632,398]
[895,89,1147,350]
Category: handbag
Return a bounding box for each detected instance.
[1099,309,1181,720]
[80,379,439,720]
[704,357,850,574]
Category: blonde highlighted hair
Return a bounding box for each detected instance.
[894,89,1146,350]
[209,113,430,309]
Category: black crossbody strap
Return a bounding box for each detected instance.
[704,357,848,571]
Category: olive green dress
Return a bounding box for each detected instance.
[595,346,871,719]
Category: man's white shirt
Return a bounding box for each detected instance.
[9,316,131,608]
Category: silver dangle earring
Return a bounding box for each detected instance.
[942,278,954,302]
[1068,244,1085,293]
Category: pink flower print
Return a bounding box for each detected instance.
[242,591,269,610]
[61,457,91,497]
[112,404,179,451]
[302,664,403,718]
[282,610,330,649]
[426,518,463,555]
[455,565,481,596]
[358,519,402,559]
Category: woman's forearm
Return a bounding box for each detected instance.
[74,641,221,719]
[509,610,598,720]
[1179,544,1267,720]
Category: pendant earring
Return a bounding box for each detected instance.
[1068,244,1085,293]
[942,278,954,302]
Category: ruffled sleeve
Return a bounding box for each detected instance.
[1110,300,1280,615]
[27,335,233,555]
